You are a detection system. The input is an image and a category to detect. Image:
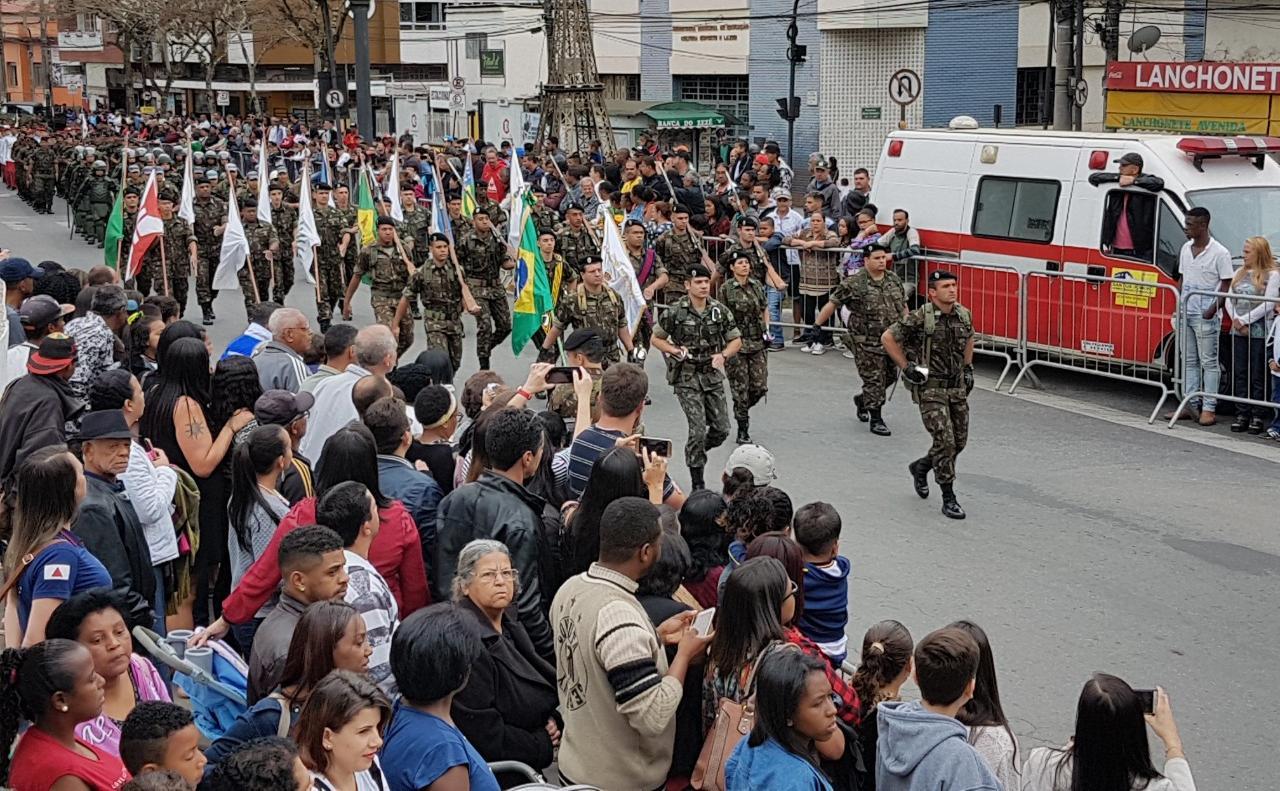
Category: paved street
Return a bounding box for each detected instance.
[4,190,1276,787]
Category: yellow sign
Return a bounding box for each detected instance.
[1111,268,1159,308]
[1105,90,1270,133]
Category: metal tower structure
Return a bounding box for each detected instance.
[537,0,615,155]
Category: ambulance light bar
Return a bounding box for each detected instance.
[1176,136,1280,172]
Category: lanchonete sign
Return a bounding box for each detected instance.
[1107,61,1280,94]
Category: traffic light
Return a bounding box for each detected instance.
[776,97,800,121]
[787,44,808,64]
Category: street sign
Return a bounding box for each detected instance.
[861,106,883,120]
[1074,78,1089,108]
[216,90,230,107]
[344,0,376,19]
[450,76,466,92]
[449,91,465,110]
[889,69,921,106]
[325,89,346,109]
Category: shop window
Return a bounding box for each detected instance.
[972,176,1059,243]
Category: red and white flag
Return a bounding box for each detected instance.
[127,172,164,280]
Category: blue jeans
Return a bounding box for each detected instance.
[1270,373,1280,431]
[767,283,784,342]
[1182,314,1222,411]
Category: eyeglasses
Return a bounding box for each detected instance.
[783,579,798,601]
[477,568,518,585]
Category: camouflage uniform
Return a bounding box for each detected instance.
[85,172,115,246]
[655,296,741,472]
[356,240,415,358]
[654,227,705,304]
[552,285,626,366]
[399,206,431,262]
[547,368,603,428]
[456,226,511,368]
[554,221,598,279]
[531,204,559,237]
[335,204,359,286]
[828,269,907,411]
[403,255,465,373]
[162,214,197,313]
[313,205,351,325]
[270,203,298,304]
[627,245,666,353]
[240,218,280,316]
[888,303,974,485]
[29,145,56,212]
[718,240,770,285]
[718,277,769,424]
[193,195,227,310]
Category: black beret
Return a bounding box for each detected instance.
[377,216,397,228]
[428,232,450,244]
[687,263,712,280]
[928,270,958,286]
[563,328,602,352]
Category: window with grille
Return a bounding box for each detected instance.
[676,75,749,130]
[1016,67,1051,126]
[400,1,446,31]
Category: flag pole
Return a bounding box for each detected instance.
[160,236,170,296]
[230,172,261,304]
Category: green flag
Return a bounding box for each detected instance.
[511,192,553,355]
[103,190,125,269]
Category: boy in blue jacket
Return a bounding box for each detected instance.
[793,501,851,665]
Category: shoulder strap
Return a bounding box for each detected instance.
[743,641,792,697]
[270,692,293,738]
[956,305,973,331]
[638,248,656,286]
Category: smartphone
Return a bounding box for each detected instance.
[692,607,716,637]
[545,366,577,385]
[143,438,159,461]
[1134,688,1156,714]
[639,436,673,458]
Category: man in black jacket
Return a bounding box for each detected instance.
[1090,152,1165,261]
[73,409,156,628]
[0,333,84,480]
[434,408,553,661]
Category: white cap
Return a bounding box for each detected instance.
[724,444,777,486]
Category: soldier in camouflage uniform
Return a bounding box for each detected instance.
[192,175,227,324]
[118,188,139,269]
[29,136,57,214]
[157,190,198,315]
[651,263,742,490]
[456,211,513,370]
[883,270,975,520]
[554,202,598,281]
[539,253,632,367]
[717,253,769,444]
[238,199,280,317]
[447,193,472,238]
[85,162,115,247]
[654,204,711,306]
[529,185,559,237]
[717,216,771,284]
[623,219,668,357]
[333,184,359,287]
[348,216,415,359]
[546,328,607,430]
[312,183,352,331]
[812,242,907,437]
[268,184,298,304]
[398,183,432,321]
[395,232,470,374]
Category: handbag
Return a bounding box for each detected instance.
[691,641,786,790]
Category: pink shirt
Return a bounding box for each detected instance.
[75,655,171,757]
[1113,195,1135,250]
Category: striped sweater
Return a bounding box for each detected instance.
[552,563,683,789]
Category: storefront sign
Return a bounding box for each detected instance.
[1107,61,1280,94]
[1104,89,1270,134]
[479,50,505,78]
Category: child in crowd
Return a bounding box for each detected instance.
[792,502,851,665]
[119,702,208,787]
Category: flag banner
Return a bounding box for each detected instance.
[428,164,453,242]
[600,211,647,334]
[357,168,376,247]
[462,152,478,219]
[126,172,164,280]
[386,156,404,222]
[178,144,196,224]
[506,146,526,251]
[213,184,250,290]
[103,190,125,270]
[256,137,272,224]
[511,191,553,355]
[296,164,322,285]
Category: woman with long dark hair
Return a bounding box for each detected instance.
[948,620,1019,788]
[850,620,914,791]
[1021,675,1194,791]
[725,648,837,791]
[125,312,166,379]
[562,446,660,577]
[194,424,429,647]
[226,424,292,653]
[209,356,264,445]
[678,490,729,608]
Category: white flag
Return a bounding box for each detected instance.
[178,146,195,225]
[213,189,251,291]
[386,156,404,222]
[505,146,525,250]
[80,114,88,139]
[256,137,272,224]
[600,212,647,334]
[295,165,322,286]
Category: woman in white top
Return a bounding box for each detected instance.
[298,670,392,791]
[949,620,1020,789]
[1020,675,1195,791]
[1227,236,1280,434]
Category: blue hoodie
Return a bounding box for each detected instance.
[726,737,833,791]
[876,700,1001,791]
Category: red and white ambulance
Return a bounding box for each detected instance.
[872,126,1280,372]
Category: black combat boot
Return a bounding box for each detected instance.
[479,357,491,371]
[690,466,705,491]
[868,409,891,436]
[940,483,966,520]
[908,458,931,499]
[853,393,869,423]
[736,418,751,445]
[319,317,331,332]
[200,304,215,326]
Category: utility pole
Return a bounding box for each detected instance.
[317,0,342,125]
[1,7,8,106]
[348,0,373,139]
[1052,0,1073,130]
[1072,0,1084,130]
[778,0,804,167]
[1102,0,1122,113]
[38,0,51,113]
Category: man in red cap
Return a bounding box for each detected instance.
[0,333,84,479]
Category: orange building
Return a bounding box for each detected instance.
[1,1,83,108]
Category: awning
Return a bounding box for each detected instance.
[639,101,738,130]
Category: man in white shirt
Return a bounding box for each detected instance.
[300,324,396,458]
[772,193,808,337]
[1172,206,1233,425]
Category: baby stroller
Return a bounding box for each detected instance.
[492,761,599,790]
[133,626,250,741]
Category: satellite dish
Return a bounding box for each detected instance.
[1128,25,1162,54]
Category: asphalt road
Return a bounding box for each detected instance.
[4,190,1275,786]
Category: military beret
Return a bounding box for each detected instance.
[239,197,257,209]
[928,270,957,286]
[377,216,397,228]
[687,262,712,280]
[428,232,450,245]
[124,186,141,197]
[564,202,583,213]
[563,328,602,352]
[737,216,759,229]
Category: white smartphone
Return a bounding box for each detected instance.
[692,607,716,637]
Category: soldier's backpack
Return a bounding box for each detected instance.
[906,302,973,403]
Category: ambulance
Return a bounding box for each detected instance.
[871,125,1280,374]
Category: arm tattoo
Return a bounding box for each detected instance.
[185,420,207,439]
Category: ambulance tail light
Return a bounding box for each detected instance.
[1177,136,1280,172]
[888,139,904,157]
[1088,150,1109,170]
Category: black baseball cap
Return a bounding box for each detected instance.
[254,389,315,427]
[1115,152,1143,168]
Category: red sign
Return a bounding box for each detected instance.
[1107,60,1280,94]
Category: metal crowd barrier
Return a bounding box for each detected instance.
[1168,287,1280,431]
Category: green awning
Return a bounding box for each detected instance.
[640,101,732,130]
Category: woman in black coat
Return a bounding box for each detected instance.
[450,539,561,788]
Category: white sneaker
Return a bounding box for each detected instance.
[800,343,813,353]
[810,342,827,355]
[842,349,856,359]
